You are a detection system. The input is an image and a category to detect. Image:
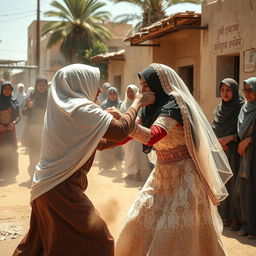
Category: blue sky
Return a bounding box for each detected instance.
[0,0,201,61]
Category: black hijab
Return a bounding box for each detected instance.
[138,66,182,153]
[0,81,19,111]
[30,78,48,109]
[212,78,244,138]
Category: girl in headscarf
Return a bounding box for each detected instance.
[15,83,27,144]
[234,77,256,239]
[120,84,150,181]
[0,81,20,181]
[22,78,48,179]
[212,78,244,230]
[116,63,232,256]
[12,64,154,256]
[98,87,123,171]
[98,82,111,104]
[26,86,34,97]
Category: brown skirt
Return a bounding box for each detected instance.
[13,163,114,256]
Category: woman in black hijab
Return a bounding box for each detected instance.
[0,81,20,181]
[212,78,244,230]
[138,66,183,153]
[23,78,48,180]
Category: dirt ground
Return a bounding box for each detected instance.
[0,147,255,256]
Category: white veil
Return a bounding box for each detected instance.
[120,84,139,113]
[151,63,233,205]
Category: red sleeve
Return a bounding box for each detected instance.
[117,125,167,146]
[117,137,133,146]
[146,125,167,146]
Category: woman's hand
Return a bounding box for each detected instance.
[0,124,6,132]
[134,92,155,107]
[7,122,15,131]
[218,135,235,147]
[27,99,35,109]
[106,107,123,120]
[238,137,252,155]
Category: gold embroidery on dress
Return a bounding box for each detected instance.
[130,124,153,145]
[116,107,227,256]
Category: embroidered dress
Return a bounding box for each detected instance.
[116,116,228,256]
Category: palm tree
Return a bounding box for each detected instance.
[112,0,202,31]
[42,0,111,63]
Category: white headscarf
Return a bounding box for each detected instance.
[120,84,139,113]
[151,63,233,234]
[150,64,232,205]
[15,83,27,107]
[27,87,34,96]
[31,64,113,202]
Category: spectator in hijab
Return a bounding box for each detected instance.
[22,78,48,180]
[0,81,20,182]
[235,77,256,239]
[98,82,111,104]
[212,78,244,231]
[120,84,150,181]
[15,83,27,145]
[98,87,123,171]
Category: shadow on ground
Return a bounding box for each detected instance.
[223,227,256,246]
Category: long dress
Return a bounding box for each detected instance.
[234,119,256,235]
[12,153,114,256]
[123,140,150,176]
[22,89,48,177]
[121,84,150,177]
[15,84,27,144]
[116,116,227,256]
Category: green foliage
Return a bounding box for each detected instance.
[81,41,108,79]
[112,0,202,31]
[42,0,112,63]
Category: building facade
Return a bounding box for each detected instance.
[95,0,256,119]
[200,0,256,118]
[27,20,131,85]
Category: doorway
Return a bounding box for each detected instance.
[178,65,194,95]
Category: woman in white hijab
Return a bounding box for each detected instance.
[15,83,27,144]
[120,84,150,181]
[116,63,232,256]
[13,64,155,256]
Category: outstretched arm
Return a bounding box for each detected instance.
[130,116,178,146]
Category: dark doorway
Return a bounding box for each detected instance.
[216,55,240,96]
[178,65,194,95]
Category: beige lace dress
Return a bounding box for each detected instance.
[115,116,227,256]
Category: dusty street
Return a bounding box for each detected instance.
[0,147,255,256]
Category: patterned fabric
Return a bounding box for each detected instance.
[116,116,227,256]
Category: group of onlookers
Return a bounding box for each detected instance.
[0,78,49,183]
[212,77,256,240]
[96,82,151,181]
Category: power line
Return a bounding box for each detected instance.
[0,4,35,12]
[1,10,35,17]
[0,14,36,23]
[0,49,26,53]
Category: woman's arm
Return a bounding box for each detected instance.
[130,116,178,146]
[102,92,155,142]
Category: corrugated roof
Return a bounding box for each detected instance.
[91,49,125,63]
[124,11,205,45]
